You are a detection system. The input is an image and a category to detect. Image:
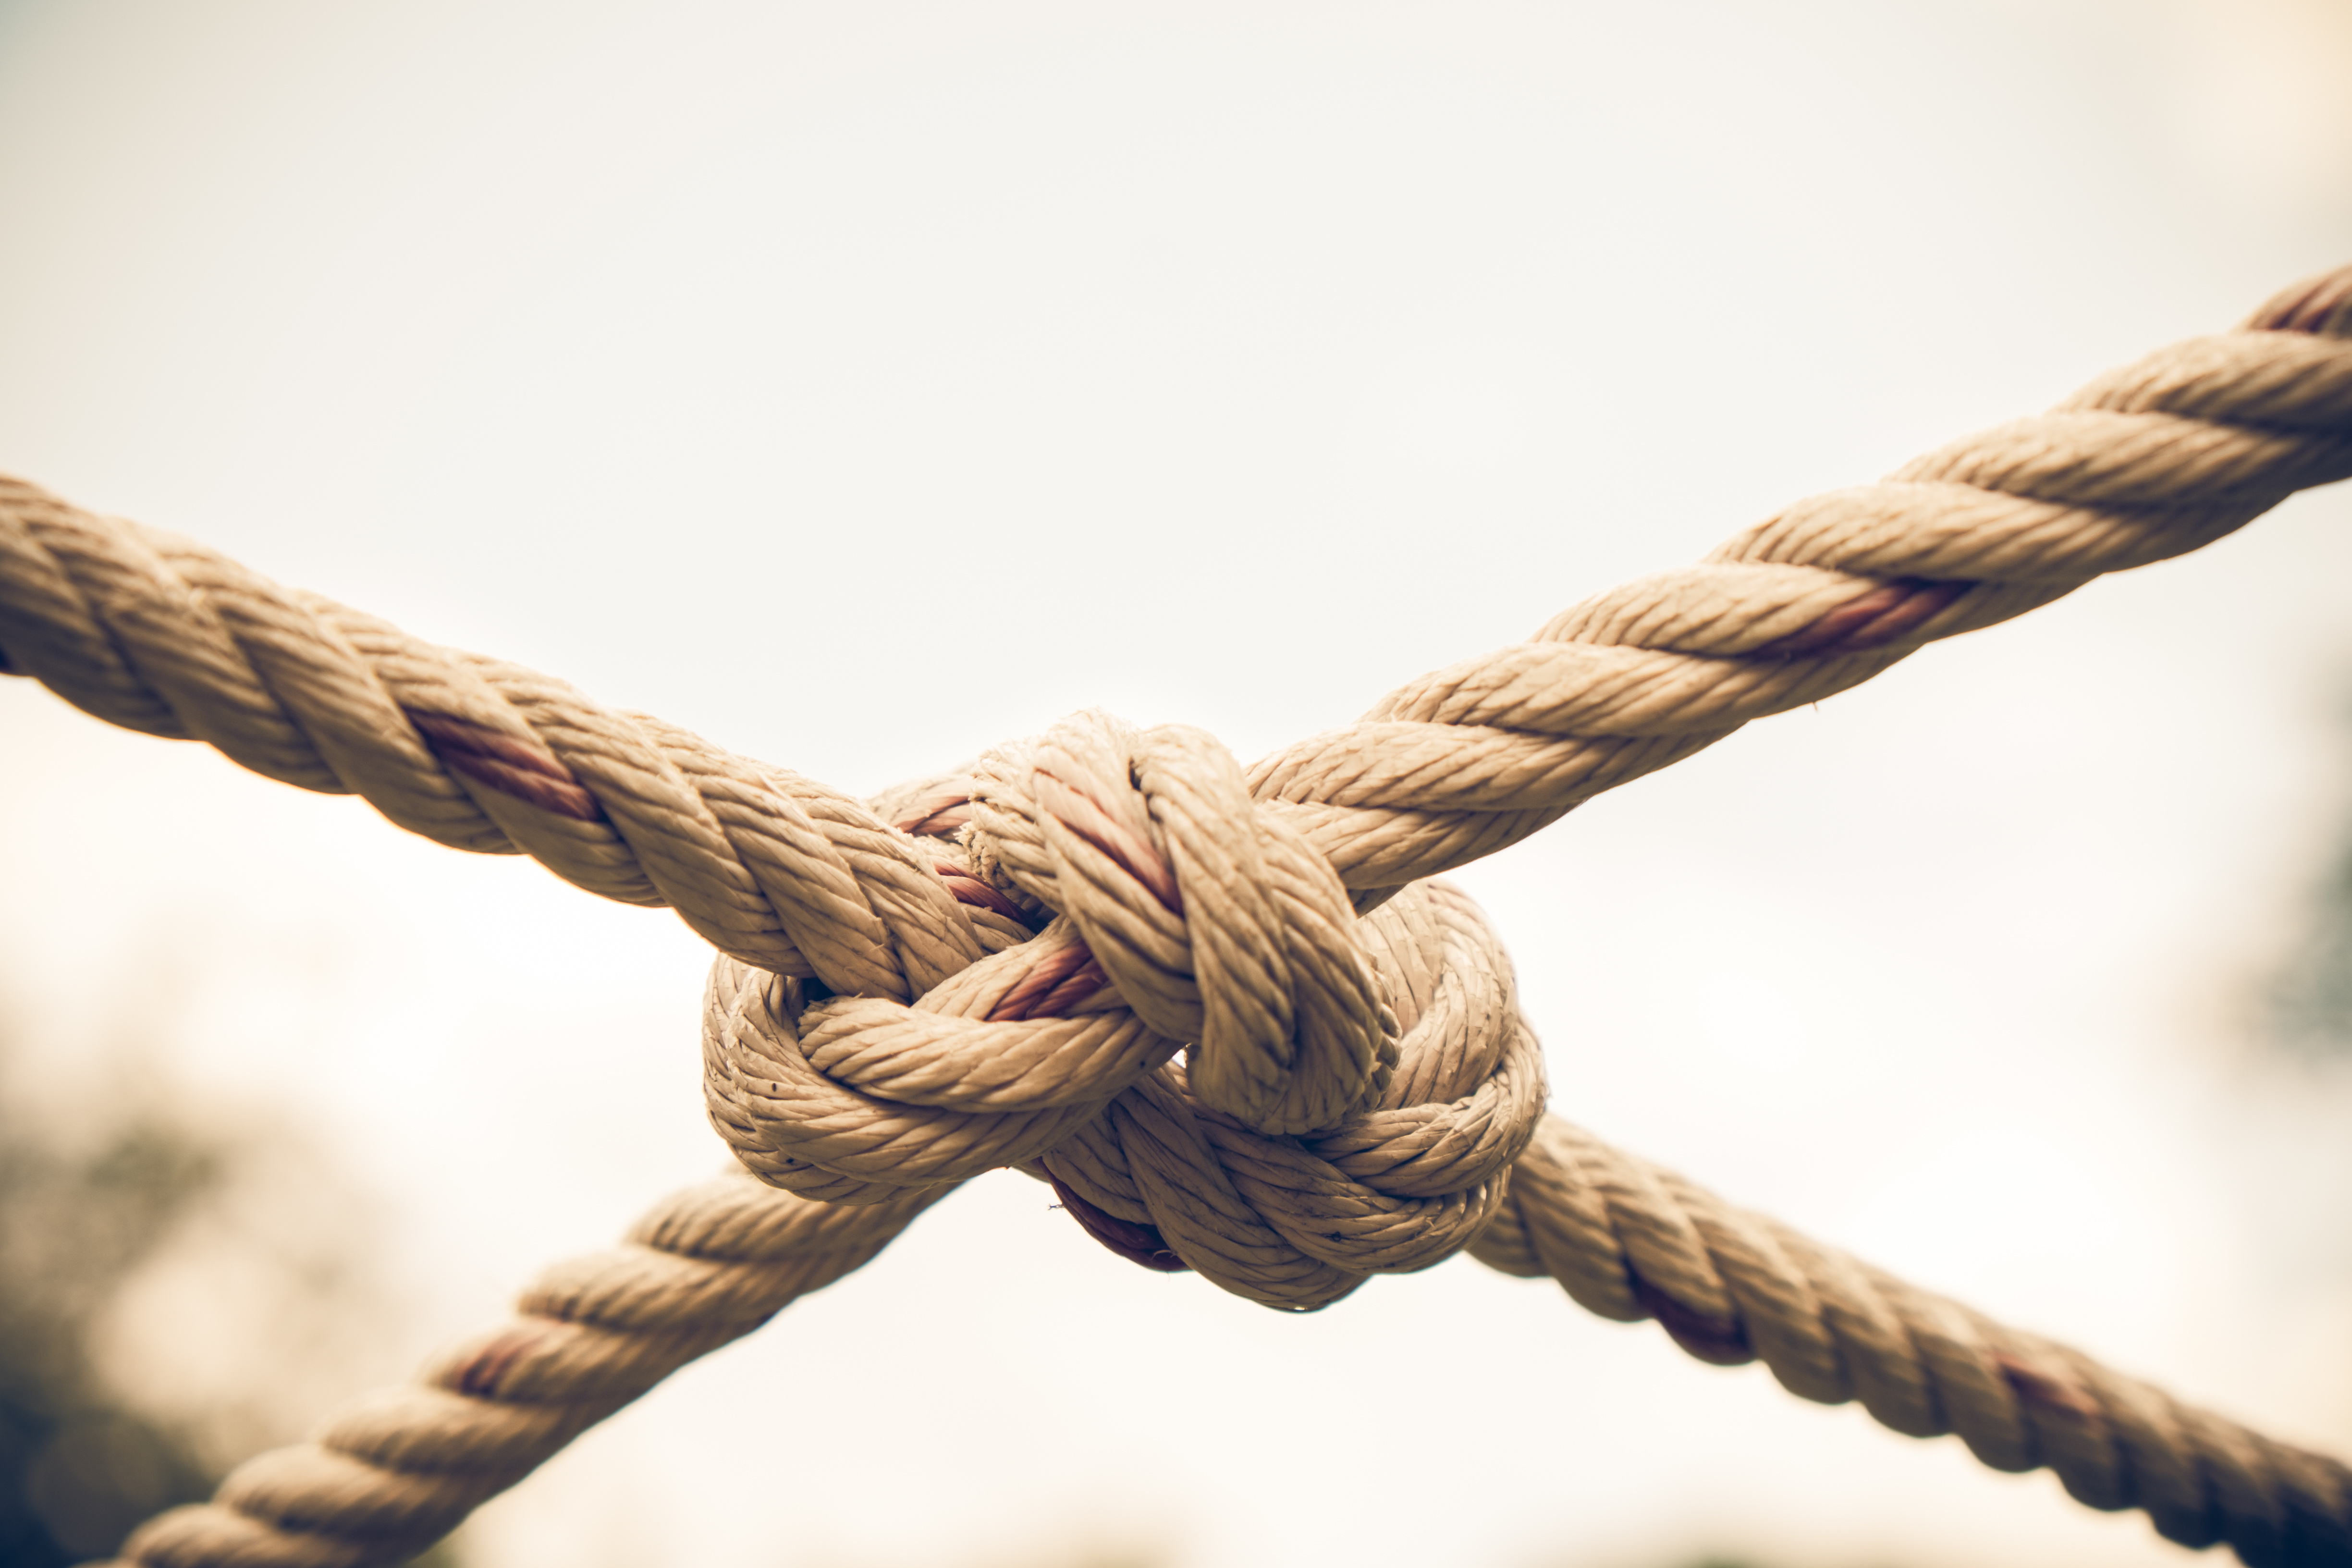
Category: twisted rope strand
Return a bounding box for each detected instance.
[0,488,998,999]
[1250,267,2352,898]
[1471,1117,2352,1568]
[95,1174,942,1568]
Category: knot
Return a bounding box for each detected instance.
[1039,879,1545,1311]
[699,812,1544,1309]
[965,710,1396,1136]
[698,717,1542,1308]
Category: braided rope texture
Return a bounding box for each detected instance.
[0,263,2339,1565]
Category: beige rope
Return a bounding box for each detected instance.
[1473,1120,2352,1567]
[971,712,1395,1136]
[0,490,1017,995]
[2,263,2346,1566]
[96,1175,939,1568]
[1250,268,2352,898]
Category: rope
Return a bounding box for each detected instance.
[5,274,2346,979]
[1475,1122,2352,1568]
[0,261,2343,1567]
[102,1176,938,1568]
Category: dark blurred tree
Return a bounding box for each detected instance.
[0,1028,460,1568]
[0,1087,227,1563]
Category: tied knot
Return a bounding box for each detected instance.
[1037,876,1547,1311]
[965,710,1394,1136]
[699,710,1546,1309]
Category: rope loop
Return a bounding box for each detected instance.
[701,915,1179,1204]
[967,710,1397,1136]
[1039,878,1544,1310]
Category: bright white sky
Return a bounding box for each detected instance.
[3,4,2352,1566]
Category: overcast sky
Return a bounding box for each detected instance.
[3,4,2352,1566]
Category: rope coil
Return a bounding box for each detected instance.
[2,263,2349,1566]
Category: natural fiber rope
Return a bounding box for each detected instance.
[102,1176,939,1568]
[0,262,2344,1566]
[1474,1122,2352,1567]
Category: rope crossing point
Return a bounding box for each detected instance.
[0,263,2348,1566]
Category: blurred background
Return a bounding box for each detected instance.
[1,2,2350,1565]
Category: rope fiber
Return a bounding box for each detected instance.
[3,263,2350,1566]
